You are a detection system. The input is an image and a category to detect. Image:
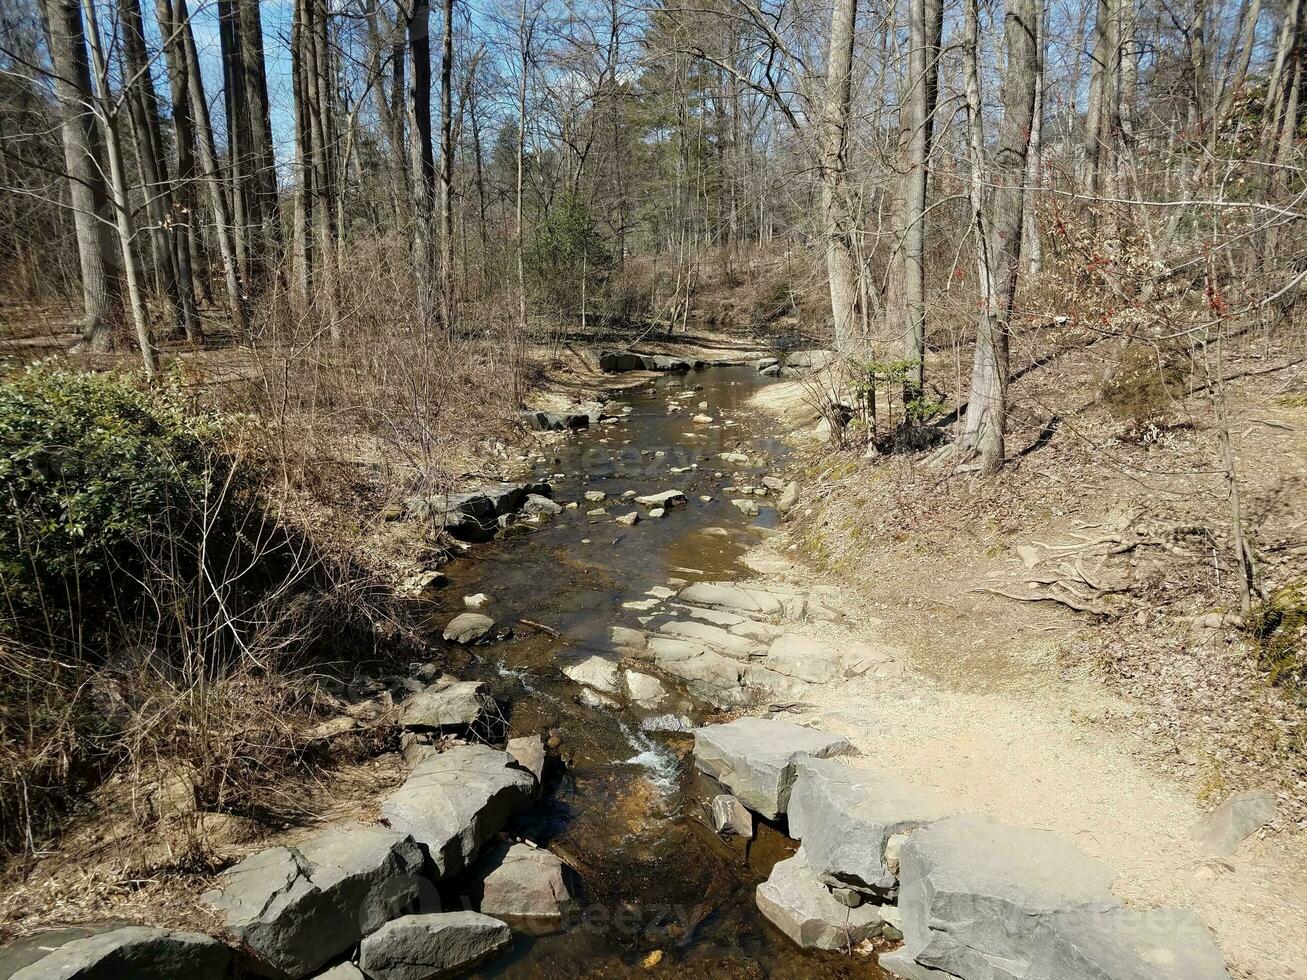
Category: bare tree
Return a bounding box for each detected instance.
[79,0,157,376]
[822,0,859,353]
[36,0,120,350]
[958,0,1043,473]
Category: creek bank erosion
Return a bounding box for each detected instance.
[690,716,1234,980]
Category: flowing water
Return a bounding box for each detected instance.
[433,366,879,978]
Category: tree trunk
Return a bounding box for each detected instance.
[960,0,1042,473]
[37,0,122,350]
[291,0,313,300]
[407,0,437,320]
[81,0,158,377]
[900,0,944,403]
[438,0,455,327]
[822,0,859,354]
[159,0,247,332]
[119,0,199,342]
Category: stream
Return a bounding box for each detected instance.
[430,365,879,977]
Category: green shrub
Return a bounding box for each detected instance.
[0,367,238,639]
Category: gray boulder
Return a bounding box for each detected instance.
[312,965,365,980]
[381,745,535,877]
[679,583,784,617]
[711,795,754,838]
[522,410,589,432]
[523,494,563,516]
[8,927,232,980]
[201,824,424,978]
[599,350,650,372]
[765,634,844,683]
[506,734,546,785]
[407,482,551,541]
[634,489,687,508]
[561,655,622,694]
[776,481,800,515]
[400,680,495,733]
[1189,789,1276,855]
[896,814,1120,980]
[1027,907,1230,980]
[442,613,495,645]
[755,850,888,950]
[692,718,854,819]
[357,912,510,980]
[478,843,577,922]
[788,758,951,897]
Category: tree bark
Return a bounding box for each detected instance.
[900,0,944,403]
[80,0,158,377]
[960,0,1042,473]
[159,0,247,333]
[438,0,455,327]
[119,0,200,342]
[37,0,122,350]
[822,0,859,354]
[407,0,437,320]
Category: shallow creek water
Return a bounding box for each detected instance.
[433,366,878,978]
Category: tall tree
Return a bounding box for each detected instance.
[118,0,200,342]
[80,0,158,376]
[959,0,1043,472]
[439,0,455,326]
[37,0,121,350]
[407,0,437,319]
[822,0,859,354]
[899,0,944,404]
[156,0,246,332]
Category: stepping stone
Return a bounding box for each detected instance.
[693,718,854,819]
[765,634,844,683]
[7,927,232,980]
[788,758,952,897]
[656,619,760,659]
[679,583,784,617]
[711,795,754,838]
[1028,907,1231,980]
[478,843,577,923]
[756,850,888,950]
[201,825,424,977]
[381,745,534,878]
[400,680,495,732]
[358,912,510,980]
[443,612,494,645]
[896,814,1119,980]
[562,655,622,694]
[506,734,546,785]
[634,489,687,508]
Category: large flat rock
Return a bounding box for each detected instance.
[201,824,424,978]
[357,911,510,980]
[765,634,844,683]
[897,814,1120,980]
[755,850,888,950]
[693,718,854,819]
[400,680,495,732]
[8,926,232,980]
[788,758,952,897]
[1189,789,1277,855]
[381,744,535,877]
[1028,907,1230,980]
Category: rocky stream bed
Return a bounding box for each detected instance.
[1,356,1244,979]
